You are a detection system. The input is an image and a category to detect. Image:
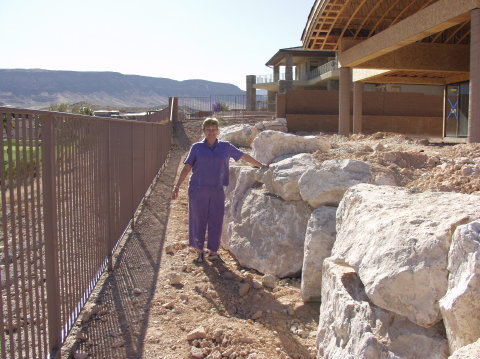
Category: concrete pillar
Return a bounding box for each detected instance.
[246,75,256,111]
[267,91,276,112]
[285,54,293,81]
[339,67,352,136]
[278,80,293,94]
[469,8,480,143]
[273,66,280,82]
[353,82,364,134]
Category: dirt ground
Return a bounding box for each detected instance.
[63,118,480,359]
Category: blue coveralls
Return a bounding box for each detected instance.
[184,138,244,253]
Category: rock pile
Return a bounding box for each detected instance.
[220,119,480,358]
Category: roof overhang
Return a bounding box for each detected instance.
[302,0,479,84]
[265,46,336,67]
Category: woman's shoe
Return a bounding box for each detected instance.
[194,252,204,263]
[208,253,219,261]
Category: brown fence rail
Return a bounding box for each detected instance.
[0,107,172,359]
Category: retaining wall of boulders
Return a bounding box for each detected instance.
[218,120,480,359]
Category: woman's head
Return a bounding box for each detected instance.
[202,117,219,131]
[203,117,219,143]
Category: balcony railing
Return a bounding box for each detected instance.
[256,73,286,84]
[303,59,338,81]
[256,60,338,84]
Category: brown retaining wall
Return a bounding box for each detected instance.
[279,89,443,136]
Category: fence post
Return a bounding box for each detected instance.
[131,122,135,229]
[105,120,113,271]
[41,115,62,358]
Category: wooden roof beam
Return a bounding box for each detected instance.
[357,42,470,72]
[338,0,480,67]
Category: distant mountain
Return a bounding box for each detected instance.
[0,69,245,109]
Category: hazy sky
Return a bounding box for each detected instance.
[1,0,314,90]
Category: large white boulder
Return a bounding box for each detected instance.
[334,184,480,328]
[227,187,312,278]
[301,206,337,302]
[440,220,480,352]
[298,159,372,207]
[317,258,449,359]
[255,118,288,132]
[256,153,317,201]
[222,165,258,250]
[218,124,259,147]
[448,339,480,359]
[251,130,329,165]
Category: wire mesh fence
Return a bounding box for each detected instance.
[0,107,172,359]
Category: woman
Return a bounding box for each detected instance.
[172,118,268,263]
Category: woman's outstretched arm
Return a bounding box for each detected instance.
[240,154,269,169]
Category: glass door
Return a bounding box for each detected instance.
[445,82,469,137]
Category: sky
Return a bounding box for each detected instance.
[1,0,314,90]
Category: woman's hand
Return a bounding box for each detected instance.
[241,154,269,169]
[172,186,180,200]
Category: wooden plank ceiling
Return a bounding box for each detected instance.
[303,0,471,51]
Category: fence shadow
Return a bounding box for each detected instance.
[63,122,192,359]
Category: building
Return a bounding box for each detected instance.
[301,0,480,142]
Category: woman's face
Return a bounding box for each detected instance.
[203,125,219,142]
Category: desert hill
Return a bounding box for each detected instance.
[0,69,244,109]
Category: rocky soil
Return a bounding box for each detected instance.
[63,118,480,359]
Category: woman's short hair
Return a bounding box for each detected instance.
[202,117,219,130]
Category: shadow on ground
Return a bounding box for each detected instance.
[63,121,193,358]
[198,258,318,359]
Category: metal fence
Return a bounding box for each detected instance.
[0,107,172,359]
[178,94,270,118]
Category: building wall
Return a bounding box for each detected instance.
[279,89,443,136]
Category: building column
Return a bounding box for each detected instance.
[469,8,480,143]
[246,75,256,111]
[285,54,293,81]
[353,81,363,134]
[273,66,280,82]
[267,91,276,112]
[339,67,352,136]
[278,80,293,94]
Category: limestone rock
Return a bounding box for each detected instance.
[334,184,480,327]
[222,166,258,250]
[440,220,480,352]
[218,124,259,147]
[251,130,329,165]
[317,258,449,359]
[261,274,277,289]
[190,346,205,358]
[238,282,250,297]
[301,206,337,302]
[168,272,183,285]
[228,188,312,277]
[299,159,372,207]
[256,153,316,201]
[251,311,263,320]
[255,118,288,132]
[448,339,480,359]
[187,327,207,340]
